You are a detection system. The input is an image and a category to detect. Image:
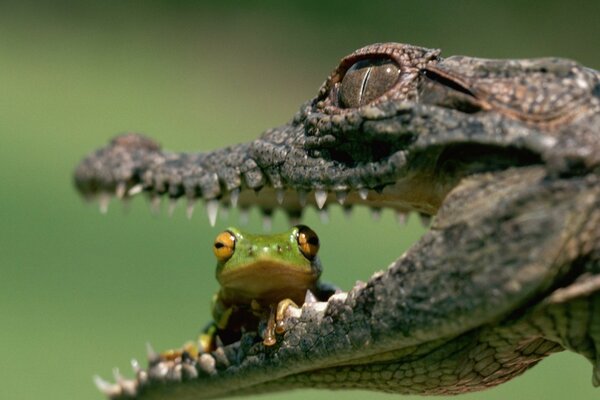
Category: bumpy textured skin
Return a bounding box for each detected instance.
[75,43,600,398]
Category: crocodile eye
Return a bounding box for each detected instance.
[213,230,236,263]
[295,225,319,260]
[338,58,400,108]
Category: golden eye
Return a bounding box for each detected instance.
[338,58,400,108]
[296,225,320,260]
[213,231,236,263]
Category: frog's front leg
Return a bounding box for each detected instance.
[261,298,302,346]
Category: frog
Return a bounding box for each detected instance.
[161,225,336,361]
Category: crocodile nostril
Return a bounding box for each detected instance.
[338,58,400,108]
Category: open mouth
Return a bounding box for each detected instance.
[78,41,599,399]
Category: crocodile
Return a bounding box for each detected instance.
[74,43,600,399]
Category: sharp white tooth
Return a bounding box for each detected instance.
[182,363,199,379]
[314,190,327,209]
[358,188,369,201]
[276,189,285,205]
[168,198,178,216]
[395,211,408,225]
[215,335,225,349]
[298,190,307,207]
[146,342,158,363]
[186,199,196,220]
[151,361,169,379]
[262,214,272,231]
[419,213,432,227]
[116,183,127,199]
[239,209,249,225]
[319,209,329,224]
[206,200,219,227]
[113,367,124,382]
[169,364,183,382]
[93,375,121,396]
[335,190,348,205]
[304,289,317,304]
[99,194,110,214]
[128,184,144,196]
[198,354,217,375]
[370,208,381,221]
[150,195,161,214]
[229,188,240,208]
[131,358,142,374]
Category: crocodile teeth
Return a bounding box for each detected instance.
[297,190,307,207]
[93,375,121,397]
[113,367,124,382]
[116,182,127,199]
[112,368,138,396]
[593,363,600,387]
[419,213,432,227]
[168,198,178,216]
[198,354,217,375]
[319,209,329,224]
[396,211,408,225]
[304,289,317,304]
[314,190,327,209]
[99,194,110,214]
[276,189,285,205]
[182,362,199,379]
[229,188,240,208]
[262,214,272,231]
[150,195,161,214]
[146,342,159,363]
[213,346,229,367]
[335,190,348,205]
[186,199,196,220]
[206,200,219,227]
[239,208,249,225]
[130,358,142,374]
[370,207,382,221]
[215,335,225,349]
[127,184,144,196]
[358,188,369,201]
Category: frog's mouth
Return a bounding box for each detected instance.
[218,260,319,305]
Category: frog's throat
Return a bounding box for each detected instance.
[218,260,319,305]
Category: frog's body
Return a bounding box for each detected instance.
[209,225,330,347]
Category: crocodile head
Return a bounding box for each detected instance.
[75,43,600,399]
[74,43,599,225]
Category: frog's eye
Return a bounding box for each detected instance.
[338,58,400,108]
[295,225,320,260]
[213,231,236,262]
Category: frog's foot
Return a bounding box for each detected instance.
[275,298,301,335]
[158,339,204,362]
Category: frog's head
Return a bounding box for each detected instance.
[211,225,321,303]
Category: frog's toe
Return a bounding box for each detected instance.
[275,298,301,334]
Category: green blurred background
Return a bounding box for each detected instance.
[1,1,599,399]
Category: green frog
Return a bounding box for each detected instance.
[163,225,335,360]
